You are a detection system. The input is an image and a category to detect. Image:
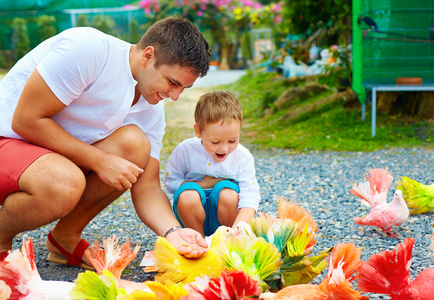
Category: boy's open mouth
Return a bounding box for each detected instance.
[216,153,226,159]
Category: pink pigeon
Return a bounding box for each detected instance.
[350,168,409,237]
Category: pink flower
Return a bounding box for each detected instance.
[197,10,204,16]
[243,0,253,6]
[139,0,150,9]
[273,15,282,24]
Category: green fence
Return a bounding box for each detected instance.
[0,0,147,51]
[352,0,434,103]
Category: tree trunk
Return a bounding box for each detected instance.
[282,88,358,122]
[219,44,230,70]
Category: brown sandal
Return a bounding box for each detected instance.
[47,231,94,271]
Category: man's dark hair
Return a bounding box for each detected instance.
[137,16,212,77]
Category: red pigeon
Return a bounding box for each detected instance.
[358,237,434,300]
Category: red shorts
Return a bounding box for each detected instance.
[0,137,53,205]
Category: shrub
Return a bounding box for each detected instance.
[37,15,57,43]
[11,18,30,62]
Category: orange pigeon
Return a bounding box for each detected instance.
[350,168,409,237]
[85,234,146,292]
[358,238,434,300]
[277,197,318,233]
[259,242,368,300]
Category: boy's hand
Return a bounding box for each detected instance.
[197,175,225,189]
[166,228,208,258]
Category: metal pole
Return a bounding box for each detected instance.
[371,87,377,137]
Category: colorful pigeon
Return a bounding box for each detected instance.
[259,242,367,300]
[0,238,74,299]
[396,176,434,214]
[350,168,409,237]
[358,237,434,300]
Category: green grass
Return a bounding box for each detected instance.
[226,70,433,152]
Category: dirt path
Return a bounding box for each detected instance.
[162,86,217,154]
[164,88,207,131]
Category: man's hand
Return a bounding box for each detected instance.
[95,153,144,190]
[166,228,208,258]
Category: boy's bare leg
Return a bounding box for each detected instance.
[177,190,206,236]
[217,188,238,226]
[0,153,86,253]
[46,125,150,264]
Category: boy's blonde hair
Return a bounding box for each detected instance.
[194,91,243,131]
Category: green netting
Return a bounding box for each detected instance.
[355,0,434,86]
[0,0,133,12]
[0,0,148,51]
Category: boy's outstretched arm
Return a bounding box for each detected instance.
[232,207,256,232]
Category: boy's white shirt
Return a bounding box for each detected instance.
[163,136,261,211]
[0,27,165,160]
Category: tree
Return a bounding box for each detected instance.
[37,15,57,43]
[76,14,92,27]
[128,19,142,44]
[137,0,283,69]
[281,0,351,45]
[11,18,30,62]
[92,15,118,37]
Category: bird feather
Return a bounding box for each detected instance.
[0,238,74,300]
[396,176,434,214]
[351,168,409,237]
[260,243,367,300]
[358,237,434,299]
[152,226,235,284]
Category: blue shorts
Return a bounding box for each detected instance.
[173,180,240,236]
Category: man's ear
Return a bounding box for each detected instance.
[194,124,201,138]
[141,46,155,65]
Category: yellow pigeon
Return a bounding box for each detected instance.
[153,226,235,284]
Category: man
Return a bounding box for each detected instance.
[0,16,211,269]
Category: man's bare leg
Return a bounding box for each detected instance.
[46,125,150,264]
[0,153,86,253]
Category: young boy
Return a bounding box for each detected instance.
[164,91,261,236]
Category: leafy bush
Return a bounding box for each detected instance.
[92,15,118,37]
[76,14,91,27]
[37,15,57,43]
[11,18,30,62]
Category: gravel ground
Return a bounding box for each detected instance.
[12,146,433,299]
[4,71,433,298]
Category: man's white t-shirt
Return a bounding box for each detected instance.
[0,27,165,160]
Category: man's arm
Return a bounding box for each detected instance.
[131,157,208,258]
[12,69,142,190]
